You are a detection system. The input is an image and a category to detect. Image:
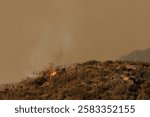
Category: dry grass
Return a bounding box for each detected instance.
[0,60,150,100]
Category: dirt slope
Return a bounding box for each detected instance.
[0,60,150,100]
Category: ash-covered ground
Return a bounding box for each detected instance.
[0,60,150,100]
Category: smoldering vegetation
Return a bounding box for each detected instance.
[0,60,150,100]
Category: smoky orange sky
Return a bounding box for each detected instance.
[0,0,150,84]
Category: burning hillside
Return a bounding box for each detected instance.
[0,60,150,100]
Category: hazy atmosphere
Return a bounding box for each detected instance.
[0,0,150,84]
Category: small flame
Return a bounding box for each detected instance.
[51,71,57,76]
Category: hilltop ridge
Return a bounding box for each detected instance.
[0,60,150,100]
[119,48,150,62]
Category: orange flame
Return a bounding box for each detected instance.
[50,71,57,76]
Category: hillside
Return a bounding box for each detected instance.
[0,60,150,100]
[119,48,150,62]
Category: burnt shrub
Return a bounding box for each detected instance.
[137,80,150,99]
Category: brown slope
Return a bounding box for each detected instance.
[0,60,150,100]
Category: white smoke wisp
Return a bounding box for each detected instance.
[29,16,72,75]
[24,0,76,78]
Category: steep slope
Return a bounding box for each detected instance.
[0,60,150,100]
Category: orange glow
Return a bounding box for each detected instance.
[50,71,57,76]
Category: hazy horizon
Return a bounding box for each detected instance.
[0,0,150,84]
